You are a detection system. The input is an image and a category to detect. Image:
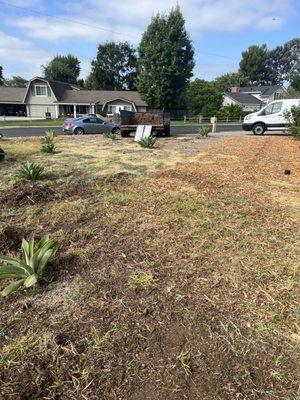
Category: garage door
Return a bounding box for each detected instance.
[29,105,56,118]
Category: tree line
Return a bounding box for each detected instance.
[0,6,299,115]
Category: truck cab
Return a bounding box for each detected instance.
[242,99,300,135]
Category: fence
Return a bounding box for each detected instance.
[172,116,243,124]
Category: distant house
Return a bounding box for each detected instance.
[223,85,286,112]
[0,77,148,118]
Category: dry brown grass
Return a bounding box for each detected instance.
[0,134,299,400]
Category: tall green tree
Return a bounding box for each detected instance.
[87,42,137,90]
[214,72,249,92]
[291,76,300,92]
[239,45,272,85]
[43,54,81,84]
[4,76,28,87]
[186,79,223,116]
[138,6,195,111]
[0,66,3,85]
[268,38,300,84]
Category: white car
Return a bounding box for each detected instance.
[242,99,300,135]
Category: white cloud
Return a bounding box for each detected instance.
[0,31,51,78]
[1,0,296,79]
[5,0,294,43]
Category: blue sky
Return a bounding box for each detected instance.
[0,0,299,81]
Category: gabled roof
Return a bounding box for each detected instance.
[23,77,80,102]
[226,92,262,106]
[0,87,26,103]
[59,89,148,106]
[238,85,284,96]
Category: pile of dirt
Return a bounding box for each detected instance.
[0,180,55,207]
[132,112,163,125]
[0,226,24,253]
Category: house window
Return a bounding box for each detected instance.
[35,85,48,96]
[107,104,133,114]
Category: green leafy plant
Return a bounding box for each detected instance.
[138,136,156,148]
[41,130,55,153]
[16,162,44,181]
[0,235,58,297]
[104,131,117,140]
[198,126,211,137]
[283,105,300,139]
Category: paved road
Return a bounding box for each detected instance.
[0,124,244,138]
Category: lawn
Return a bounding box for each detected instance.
[0,134,299,400]
[0,118,65,127]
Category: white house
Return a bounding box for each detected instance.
[223,85,286,112]
[0,77,148,118]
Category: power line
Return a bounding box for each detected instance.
[0,0,138,39]
[0,0,240,61]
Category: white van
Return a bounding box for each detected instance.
[242,99,300,135]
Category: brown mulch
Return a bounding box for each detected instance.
[0,136,299,400]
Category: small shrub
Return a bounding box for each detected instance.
[104,131,117,140]
[138,136,156,148]
[0,235,58,297]
[198,126,211,137]
[16,162,44,181]
[283,105,300,140]
[288,125,300,140]
[41,131,55,153]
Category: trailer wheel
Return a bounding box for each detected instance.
[164,125,170,137]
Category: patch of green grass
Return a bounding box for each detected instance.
[87,326,117,349]
[0,119,64,127]
[155,162,165,170]
[1,334,37,364]
[117,162,148,174]
[103,191,141,206]
[129,271,156,289]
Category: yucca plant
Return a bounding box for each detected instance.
[198,126,211,137]
[104,131,117,140]
[0,235,58,297]
[16,162,44,181]
[138,136,156,148]
[41,130,55,153]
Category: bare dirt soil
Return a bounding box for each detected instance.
[0,134,299,400]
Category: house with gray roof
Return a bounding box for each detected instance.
[223,84,286,112]
[0,77,148,118]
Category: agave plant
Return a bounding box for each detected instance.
[198,126,211,137]
[104,131,117,140]
[41,130,55,153]
[138,136,156,148]
[0,235,58,297]
[16,162,44,181]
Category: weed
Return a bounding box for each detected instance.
[15,162,44,181]
[138,136,156,148]
[177,349,192,376]
[129,271,156,289]
[0,235,59,297]
[87,326,117,349]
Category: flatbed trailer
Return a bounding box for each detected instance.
[114,110,171,137]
